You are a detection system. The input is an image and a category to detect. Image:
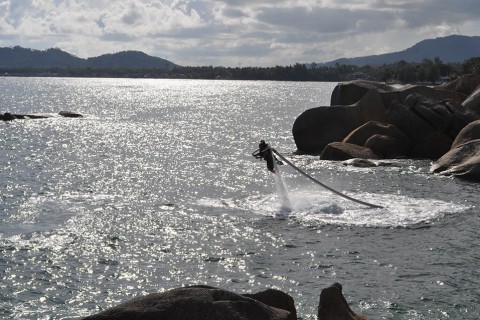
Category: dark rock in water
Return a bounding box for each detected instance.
[342,158,377,167]
[320,142,379,161]
[1,112,16,121]
[318,283,367,320]
[59,110,84,118]
[293,89,386,154]
[243,288,297,320]
[83,285,293,320]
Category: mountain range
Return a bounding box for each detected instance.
[0,46,177,69]
[0,35,479,69]
[321,35,480,66]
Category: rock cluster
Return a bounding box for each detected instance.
[292,74,480,181]
[0,111,83,120]
[84,283,364,320]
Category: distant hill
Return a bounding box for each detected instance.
[321,35,480,66]
[0,46,178,69]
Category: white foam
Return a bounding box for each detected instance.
[244,190,471,227]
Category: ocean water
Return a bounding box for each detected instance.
[0,77,479,319]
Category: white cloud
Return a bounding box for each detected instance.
[0,0,478,66]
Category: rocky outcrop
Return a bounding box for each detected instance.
[293,89,386,154]
[318,283,366,320]
[293,75,480,161]
[1,111,84,121]
[84,285,294,320]
[330,79,464,107]
[431,120,480,181]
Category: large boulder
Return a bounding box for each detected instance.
[84,285,293,320]
[462,84,480,115]
[320,142,379,161]
[430,139,480,181]
[330,80,464,107]
[293,89,386,154]
[385,100,453,158]
[243,289,296,320]
[318,283,366,320]
[431,120,480,181]
[452,119,480,149]
[343,121,411,158]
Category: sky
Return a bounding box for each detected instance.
[0,0,479,67]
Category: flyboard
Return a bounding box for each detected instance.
[252,142,383,210]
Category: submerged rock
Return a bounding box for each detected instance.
[342,158,377,167]
[318,283,367,320]
[84,285,294,320]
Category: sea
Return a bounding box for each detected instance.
[0,77,479,319]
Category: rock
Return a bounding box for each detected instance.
[462,84,480,115]
[243,289,296,320]
[293,89,386,154]
[440,73,480,96]
[452,120,480,149]
[318,283,366,320]
[330,80,464,107]
[430,139,480,181]
[444,99,480,137]
[385,100,436,141]
[342,158,377,167]
[343,121,411,158]
[1,112,16,121]
[320,142,379,161]
[83,285,293,320]
[365,134,404,158]
[59,110,84,118]
[24,113,55,119]
[408,130,453,159]
[431,120,480,181]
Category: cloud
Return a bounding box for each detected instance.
[0,0,478,66]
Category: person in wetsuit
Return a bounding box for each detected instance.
[258,140,275,173]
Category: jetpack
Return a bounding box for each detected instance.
[252,141,384,209]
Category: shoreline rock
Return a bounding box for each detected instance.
[84,283,363,320]
[293,74,480,181]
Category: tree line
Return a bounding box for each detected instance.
[1,56,479,83]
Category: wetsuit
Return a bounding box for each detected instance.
[259,141,275,173]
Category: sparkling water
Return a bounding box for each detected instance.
[1,78,479,319]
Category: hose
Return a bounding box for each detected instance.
[271,148,384,209]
